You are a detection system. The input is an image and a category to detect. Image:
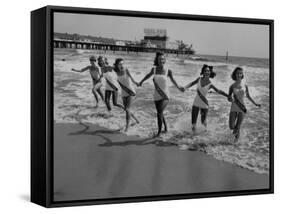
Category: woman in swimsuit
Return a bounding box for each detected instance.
[185,64,228,132]
[71,55,104,107]
[139,52,185,137]
[97,56,124,112]
[228,67,261,139]
[114,58,140,131]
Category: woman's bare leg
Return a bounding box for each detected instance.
[123,96,139,131]
[234,112,244,139]
[200,108,208,129]
[105,90,112,111]
[92,88,99,107]
[191,106,200,132]
[123,96,131,131]
[162,117,168,133]
[155,99,169,137]
[127,96,139,123]
[229,111,238,131]
[112,91,124,110]
[96,87,104,102]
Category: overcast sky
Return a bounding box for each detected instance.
[54,12,269,58]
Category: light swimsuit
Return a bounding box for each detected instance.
[153,67,170,101]
[117,70,136,97]
[230,84,247,113]
[90,67,102,89]
[104,71,119,91]
[193,78,211,109]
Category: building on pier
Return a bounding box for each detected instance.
[141,28,168,49]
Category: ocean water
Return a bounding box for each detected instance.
[54,48,270,174]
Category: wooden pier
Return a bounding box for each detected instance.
[53,39,191,55]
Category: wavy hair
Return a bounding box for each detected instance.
[154,52,165,66]
[231,67,244,81]
[113,58,124,73]
[200,64,216,78]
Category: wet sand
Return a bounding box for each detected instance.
[54,123,269,202]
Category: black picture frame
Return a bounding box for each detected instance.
[31,5,274,208]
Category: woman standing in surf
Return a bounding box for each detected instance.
[71,55,104,108]
[184,64,228,132]
[97,56,124,112]
[228,67,261,139]
[139,52,185,137]
[114,58,140,132]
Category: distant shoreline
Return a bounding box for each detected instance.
[54,48,270,69]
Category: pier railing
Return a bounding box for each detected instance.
[53,39,192,55]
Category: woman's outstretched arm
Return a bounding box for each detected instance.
[139,68,154,86]
[227,85,234,102]
[245,85,261,107]
[168,70,185,92]
[184,77,200,90]
[127,69,139,86]
[210,84,228,97]
[71,66,90,73]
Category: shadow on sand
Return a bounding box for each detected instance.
[69,121,174,148]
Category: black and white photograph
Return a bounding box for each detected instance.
[52,10,272,203]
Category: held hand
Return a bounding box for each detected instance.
[138,82,142,87]
[256,104,261,108]
[71,68,75,71]
[227,96,233,102]
[179,86,185,92]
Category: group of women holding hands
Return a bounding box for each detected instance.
[72,52,261,140]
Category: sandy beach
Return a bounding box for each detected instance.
[54,123,269,202]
